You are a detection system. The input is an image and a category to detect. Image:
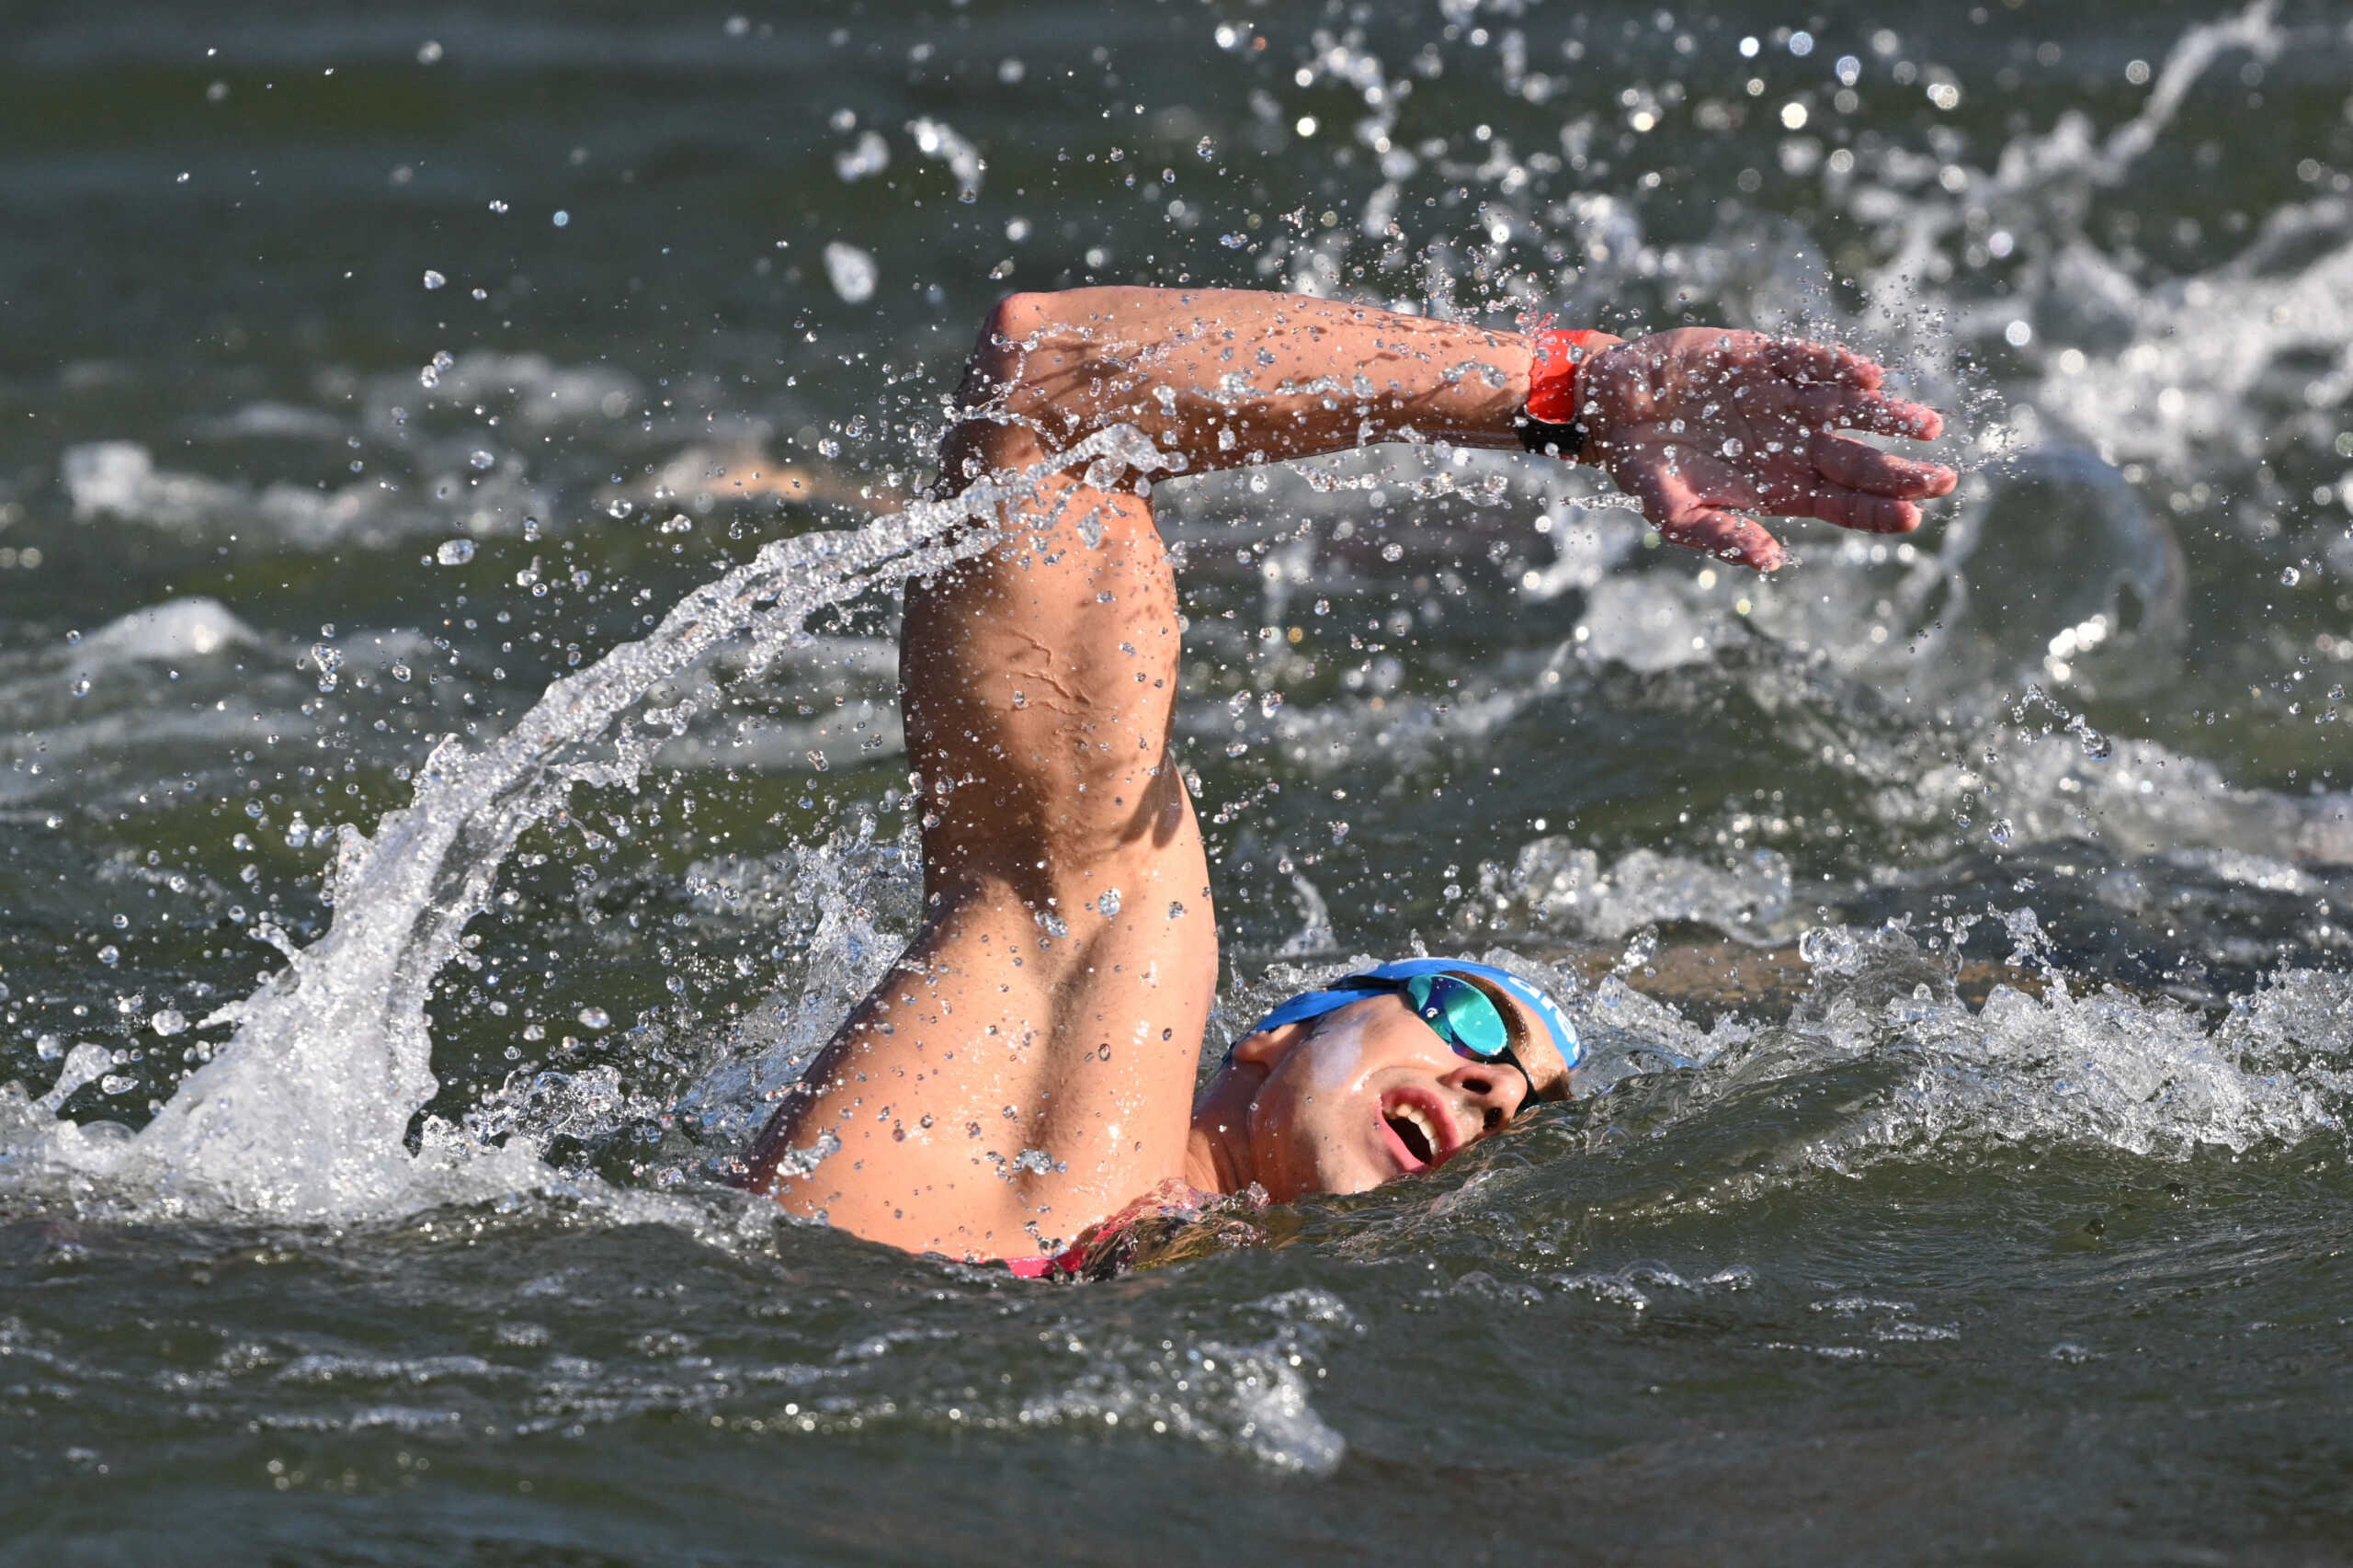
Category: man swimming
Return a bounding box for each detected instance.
[745,287,1955,1267]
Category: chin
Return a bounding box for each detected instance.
[1297,1151,1386,1199]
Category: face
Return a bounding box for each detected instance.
[1195,976,1572,1202]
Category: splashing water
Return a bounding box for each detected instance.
[1,428,1172,1219]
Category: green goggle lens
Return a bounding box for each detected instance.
[1404,974,1510,1058]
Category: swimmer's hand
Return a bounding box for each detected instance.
[1576,328,1957,573]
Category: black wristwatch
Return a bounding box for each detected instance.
[1514,413,1588,460]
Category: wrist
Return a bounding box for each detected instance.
[1516,327,1624,460]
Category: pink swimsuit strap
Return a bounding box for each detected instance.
[997,1179,1208,1279]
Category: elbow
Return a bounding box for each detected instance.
[940,293,1062,487]
[963,291,1052,403]
[982,290,1053,350]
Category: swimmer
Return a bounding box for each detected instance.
[745,287,1955,1269]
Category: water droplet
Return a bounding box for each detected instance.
[100,1074,136,1096]
[1165,901,1187,920]
[417,40,443,64]
[1097,888,1122,918]
[552,210,571,228]
[70,676,90,698]
[418,348,453,389]
[577,1006,610,1030]
[151,1009,188,1038]
[1260,691,1284,717]
[1720,437,1745,458]
[97,945,120,967]
[833,129,892,183]
[391,663,412,683]
[436,539,476,566]
[1197,136,1215,159]
[423,269,447,290]
[2067,715,2112,759]
[2280,566,2301,586]
[1989,818,2014,846]
[824,242,878,303]
[468,449,495,471]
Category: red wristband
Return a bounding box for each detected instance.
[1526,327,1620,425]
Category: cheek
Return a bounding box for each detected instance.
[1300,1014,1371,1100]
[1253,1024,1386,1198]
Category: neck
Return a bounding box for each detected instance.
[1182,1066,1260,1194]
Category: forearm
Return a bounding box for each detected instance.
[939,287,1553,489]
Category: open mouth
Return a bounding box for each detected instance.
[1382,1102,1441,1168]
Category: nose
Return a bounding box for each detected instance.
[1445,1060,1527,1134]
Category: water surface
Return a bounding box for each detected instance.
[3,1,2350,1562]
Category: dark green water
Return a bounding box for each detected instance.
[2,1,2350,1562]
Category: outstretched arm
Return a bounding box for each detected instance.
[746,288,1953,1258]
[942,289,1953,566]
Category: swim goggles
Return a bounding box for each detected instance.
[1247,958,1580,1108]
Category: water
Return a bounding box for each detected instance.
[3,1,2350,1561]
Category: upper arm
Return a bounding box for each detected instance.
[749,452,1216,1259]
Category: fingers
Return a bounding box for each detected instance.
[1765,338,1881,390]
[1659,505,1785,571]
[1620,451,1779,570]
[1810,432,1959,498]
[1793,481,1923,534]
[1798,382,1945,440]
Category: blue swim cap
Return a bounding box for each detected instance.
[1249,957,1581,1071]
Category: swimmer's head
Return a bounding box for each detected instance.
[1188,960,1578,1201]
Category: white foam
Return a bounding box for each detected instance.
[75,598,259,663]
[1778,924,2351,1166]
[1483,843,1796,944]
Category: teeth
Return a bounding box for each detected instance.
[1392,1103,1438,1160]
